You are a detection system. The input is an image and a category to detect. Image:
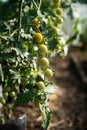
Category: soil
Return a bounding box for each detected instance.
[14,49,87,130]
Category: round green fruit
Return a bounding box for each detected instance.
[40,57,49,67]
[54,0,61,4]
[38,44,48,54]
[10,91,16,97]
[34,33,43,43]
[45,69,53,78]
[56,8,63,16]
[57,16,63,24]
[37,81,45,90]
[3,92,8,98]
[0,98,6,105]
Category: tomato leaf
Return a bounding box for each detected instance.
[39,104,52,130]
[15,91,35,106]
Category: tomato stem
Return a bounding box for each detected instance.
[17,0,23,42]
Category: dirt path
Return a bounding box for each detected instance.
[49,52,87,130]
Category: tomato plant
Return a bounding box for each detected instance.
[0,0,64,129]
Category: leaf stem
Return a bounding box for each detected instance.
[17,0,24,42]
[38,0,42,10]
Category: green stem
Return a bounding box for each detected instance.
[38,0,42,10]
[17,0,24,42]
[11,24,31,37]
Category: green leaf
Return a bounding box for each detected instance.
[40,104,52,130]
[9,69,21,80]
[0,34,8,40]
[0,53,15,62]
[0,47,11,53]
[15,91,35,106]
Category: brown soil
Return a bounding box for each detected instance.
[14,50,87,130]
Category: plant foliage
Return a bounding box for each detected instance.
[0,0,64,129]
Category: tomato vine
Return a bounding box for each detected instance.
[0,0,64,129]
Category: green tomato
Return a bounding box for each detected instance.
[0,98,6,105]
[40,57,49,67]
[38,44,48,54]
[54,0,61,4]
[52,26,60,34]
[3,92,8,98]
[34,33,43,43]
[57,16,63,24]
[37,81,45,90]
[53,0,61,8]
[10,91,16,97]
[56,8,63,16]
[45,69,53,78]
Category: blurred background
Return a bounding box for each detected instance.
[0,0,87,130]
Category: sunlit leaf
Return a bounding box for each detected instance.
[40,104,52,130]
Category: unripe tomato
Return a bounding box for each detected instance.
[10,91,16,97]
[52,26,60,34]
[45,69,53,78]
[56,8,63,16]
[54,0,61,4]
[40,57,49,67]
[34,33,43,43]
[57,16,63,24]
[0,98,6,105]
[37,81,45,90]
[32,18,40,29]
[38,44,48,54]
[3,92,8,98]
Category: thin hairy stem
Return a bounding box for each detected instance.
[17,0,24,42]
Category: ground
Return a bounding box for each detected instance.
[14,49,87,130]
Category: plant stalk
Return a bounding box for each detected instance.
[17,0,24,42]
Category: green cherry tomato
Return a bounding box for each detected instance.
[45,68,53,78]
[56,8,63,16]
[3,92,8,98]
[40,57,49,67]
[37,81,45,90]
[0,98,6,105]
[38,44,48,54]
[10,91,16,97]
[54,0,61,4]
[57,16,63,24]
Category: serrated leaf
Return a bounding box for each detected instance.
[40,104,52,130]
[9,69,21,81]
[0,47,11,53]
[0,35,8,40]
[15,91,35,106]
[0,53,15,62]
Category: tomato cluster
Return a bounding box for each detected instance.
[33,31,53,90]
